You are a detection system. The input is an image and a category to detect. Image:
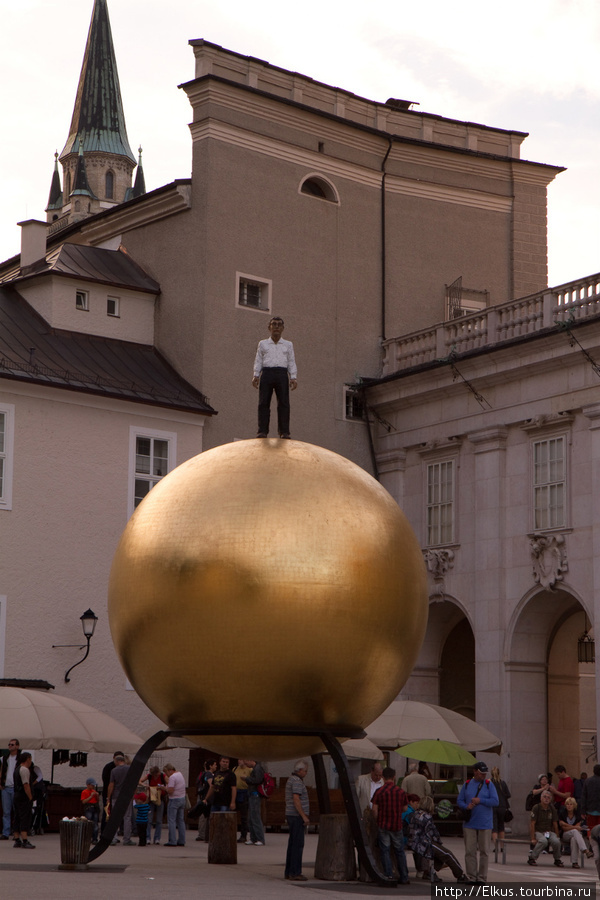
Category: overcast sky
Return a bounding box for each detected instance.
[1,0,598,287]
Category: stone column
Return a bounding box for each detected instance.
[582,404,600,734]
[467,427,508,739]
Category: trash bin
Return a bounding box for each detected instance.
[59,817,94,867]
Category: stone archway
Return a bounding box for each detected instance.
[401,597,475,710]
[548,609,596,776]
[506,586,596,829]
[440,619,475,719]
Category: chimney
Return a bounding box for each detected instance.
[18,219,48,269]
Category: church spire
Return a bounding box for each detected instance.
[61,0,135,163]
[48,0,137,231]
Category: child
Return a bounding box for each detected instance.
[133,791,150,846]
[81,777,100,842]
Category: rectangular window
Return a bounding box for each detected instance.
[533,437,566,529]
[129,427,176,516]
[76,290,89,311]
[0,405,15,510]
[107,296,120,317]
[236,273,271,312]
[344,387,365,421]
[134,436,169,507]
[427,460,454,545]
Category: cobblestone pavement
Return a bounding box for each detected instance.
[0,832,596,900]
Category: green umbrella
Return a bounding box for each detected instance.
[394,738,477,767]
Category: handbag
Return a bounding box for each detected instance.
[504,809,514,823]
[149,785,162,805]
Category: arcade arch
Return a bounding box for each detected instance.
[506,586,596,820]
[403,598,475,717]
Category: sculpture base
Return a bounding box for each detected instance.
[87,725,395,886]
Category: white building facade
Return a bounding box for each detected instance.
[365,275,600,828]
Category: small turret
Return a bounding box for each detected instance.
[46,152,63,222]
[125,146,147,202]
[70,142,97,222]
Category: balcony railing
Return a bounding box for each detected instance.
[382,274,600,376]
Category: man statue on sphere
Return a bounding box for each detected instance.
[252,316,297,438]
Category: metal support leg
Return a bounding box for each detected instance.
[319,732,395,887]
[311,753,331,815]
[88,730,168,862]
[87,721,391,886]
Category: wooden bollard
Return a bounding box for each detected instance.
[208,811,237,864]
[315,814,356,881]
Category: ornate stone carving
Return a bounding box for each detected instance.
[423,548,455,601]
[529,534,568,591]
[522,411,574,432]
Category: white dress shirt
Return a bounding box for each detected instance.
[254,337,297,379]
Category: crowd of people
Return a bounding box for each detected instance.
[356,758,600,885]
[4,737,600,885]
[525,764,599,872]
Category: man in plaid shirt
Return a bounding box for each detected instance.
[372,767,410,884]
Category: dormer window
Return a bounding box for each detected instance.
[105,171,114,199]
[75,290,89,311]
[107,296,120,317]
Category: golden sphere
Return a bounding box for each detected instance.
[108,439,427,759]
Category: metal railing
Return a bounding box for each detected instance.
[382,274,600,375]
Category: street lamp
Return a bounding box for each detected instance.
[578,613,595,664]
[53,609,99,683]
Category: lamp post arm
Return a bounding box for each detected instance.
[64,636,91,683]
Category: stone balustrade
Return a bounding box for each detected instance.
[382,274,600,375]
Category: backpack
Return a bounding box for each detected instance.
[258,772,275,798]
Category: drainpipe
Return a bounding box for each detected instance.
[380,137,393,344]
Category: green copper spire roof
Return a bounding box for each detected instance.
[60,0,135,163]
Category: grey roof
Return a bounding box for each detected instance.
[0,286,215,415]
[16,244,161,294]
[60,0,135,163]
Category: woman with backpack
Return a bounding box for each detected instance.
[140,765,167,844]
[193,759,217,841]
[243,759,266,845]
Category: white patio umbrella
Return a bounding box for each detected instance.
[365,700,502,753]
[340,737,384,760]
[0,687,143,753]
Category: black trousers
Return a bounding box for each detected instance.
[13,794,32,835]
[258,367,290,435]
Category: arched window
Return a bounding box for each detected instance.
[105,171,114,199]
[300,175,338,203]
